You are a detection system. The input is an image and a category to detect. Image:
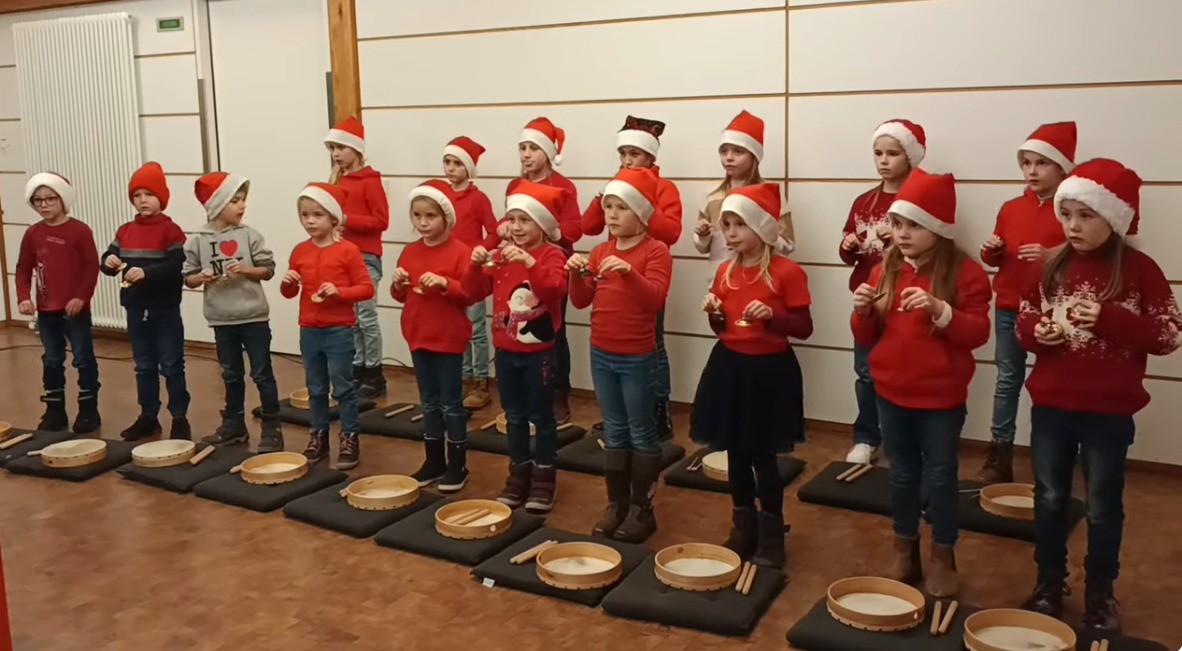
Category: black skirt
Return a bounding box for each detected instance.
[690,342,806,456]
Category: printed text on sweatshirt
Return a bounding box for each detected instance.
[569,236,672,355]
[392,237,478,354]
[16,218,100,313]
[280,239,375,328]
[100,213,186,310]
[182,224,276,326]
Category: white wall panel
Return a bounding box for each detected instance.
[1132,381,1182,465]
[3,222,26,274]
[169,175,210,235]
[135,54,198,115]
[360,13,785,107]
[788,0,876,5]
[664,330,716,403]
[180,290,212,344]
[0,121,24,172]
[789,0,1182,93]
[374,242,405,309]
[0,173,28,221]
[0,0,195,66]
[141,116,203,175]
[7,275,28,322]
[0,68,20,120]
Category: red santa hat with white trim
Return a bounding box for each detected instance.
[519,117,566,166]
[616,115,665,159]
[505,180,565,241]
[324,117,366,156]
[873,119,926,168]
[601,167,659,224]
[408,179,459,227]
[444,136,485,179]
[194,172,249,221]
[299,182,349,227]
[25,172,76,214]
[720,110,765,163]
[1019,121,1076,173]
[888,168,957,239]
[1054,158,1142,248]
[720,182,792,255]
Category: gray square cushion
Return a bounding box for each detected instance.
[373,499,545,566]
[0,429,77,467]
[554,435,684,476]
[5,439,137,482]
[192,466,347,513]
[664,451,806,494]
[283,482,443,539]
[117,447,254,494]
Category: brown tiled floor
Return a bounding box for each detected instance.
[0,326,1179,650]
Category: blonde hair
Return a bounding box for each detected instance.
[708,158,764,227]
[720,210,777,291]
[1043,234,1125,302]
[410,195,445,216]
[327,146,366,185]
[874,236,966,319]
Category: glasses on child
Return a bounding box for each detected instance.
[32,197,60,206]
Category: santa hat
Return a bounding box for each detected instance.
[128,162,171,210]
[443,136,485,179]
[194,172,249,221]
[873,119,926,168]
[720,110,765,162]
[1054,158,1142,245]
[408,179,459,227]
[519,117,566,166]
[888,168,956,239]
[616,115,665,159]
[325,117,366,156]
[1019,121,1077,173]
[25,172,76,213]
[505,180,565,241]
[720,182,790,252]
[299,182,349,226]
[601,167,658,224]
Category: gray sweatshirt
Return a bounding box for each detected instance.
[182,223,276,326]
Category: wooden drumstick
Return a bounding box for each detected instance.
[845,464,874,483]
[189,446,216,466]
[0,433,33,450]
[452,508,491,526]
[510,540,558,565]
[734,562,751,592]
[25,448,44,457]
[446,508,481,524]
[741,564,757,595]
[1089,642,1099,651]
[1099,640,1109,651]
[339,488,350,498]
[479,419,498,431]
[937,600,958,634]
[410,414,424,423]
[930,601,943,635]
[596,438,606,450]
[384,404,415,419]
[835,464,864,481]
[557,422,574,432]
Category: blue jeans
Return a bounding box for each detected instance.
[654,307,670,400]
[852,341,881,446]
[412,350,468,443]
[213,322,280,420]
[126,306,189,418]
[496,349,557,465]
[37,310,99,395]
[1031,406,1133,583]
[591,346,659,454]
[352,252,383,368]
[990,308,1027,445]
[462,300,490,380]
[878,397,966,546]
[301,326,359,433]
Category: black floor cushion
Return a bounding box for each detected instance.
[192,466,347,513]
[5,439,137,482]
[117,447,254,494]
[373,499,545,566]
[283,482,444,539]
[0,429,76,467]
[471,527,652,607]
[1072,631,1170,651]
[797,461,910,517]
[664,451,807,494]
[467,423,586,456]
[600,555,786,637]
[939,480,1085,542]
[357,403,423,440]
[253,398,377,427]
[554,435,685,476]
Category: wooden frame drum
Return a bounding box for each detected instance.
[979,483,1036,521]
[495,412,535,436]
[28,439,108,468]
[826,577,926,632]
[132,440,197,468]
[535,542,623,590]
[230,452,308,485]
[434,499,513,540]
[963,608,1075,651]
[654,543,743,591]
[289,388,337,410]
[0,421,12,441]
[340,475,419,511]
[701,451,728,482]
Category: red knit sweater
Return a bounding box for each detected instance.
[505,172,582,249]
[461,242,568,353]
[580,166,683,247]
[16,218,99,312]
[851,257,993,409]
[1017,247,1182,415]
[980,189,1067,310]
[280,239,375,328]
[337,166,389,256]
[711,256,813,355]
[839,184,896,291]
[392,236,477,354]
[569,237,672,355]
[450,184,500,250]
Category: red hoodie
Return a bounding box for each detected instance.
[337,166,389,257]
[451,184,500,250]
[461,242,568,354]
[280,239,375,328]
[505,173,582,251]
[580,166,682,247]
[392,236,478,354]
[980,189,1067,310]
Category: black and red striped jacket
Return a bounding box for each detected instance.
[100,212,187,310]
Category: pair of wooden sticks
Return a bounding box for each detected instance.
[836,463,874,483]
[735,562,757,596]
[189,446,215,466]
[445,508,490,526]
[509,539,558,565]
[0,432,33,450]
[929,599,959,635]
[1089,640,1110,651]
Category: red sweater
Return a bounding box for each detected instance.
[980,190,1067,310]
[839,185,896,291]
[15,218,99,312]
[461,242,567,353]
[280,239,375,328]
[1017,247,1182,416]
[451,184,500,250]
[505,172,582,250]
[569,237,672,355]
[337,166,389,256]
[851,257,992,409]
[711,256,813,355]
[580,166,682,247]
[392,237,477,354]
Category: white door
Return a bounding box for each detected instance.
[207,0,330,355]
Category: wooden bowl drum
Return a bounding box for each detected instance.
[0,421,12,441]
[230,452,309,485]
[289,388,337,410]
[979,483,1036,521]
[826,577,926,632]
[701,451,728,482]
[495,412,536,436]
[535,542,623,590]
[28,439,108,468]
[435,499,513,540]
[340,475,420,511]
[654,543,743,591]
[131,440,197,468]
[963,608,1076,651]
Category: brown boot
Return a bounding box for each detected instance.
[884,535,922,585]
[613,452,662,543]
[592,449,631,538]
[926,543,959,597]
[463,378,492,410]
[974,442,1014,484]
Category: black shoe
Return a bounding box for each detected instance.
[1021,579,1067,618]
[336,433,360,470]
[37,392,70,432]
[437,440,469,493]
[72,392,101,434]
[1083,580,1121,633]
[723,507,759,559]
[170,416,192,440]
[357,366,386,400]
[201,411,248,446]
[303,429,329,464]
[751,511,786,569]
[257,419,284,453]
[121,415,161,441]
[655,399,673,442]
[411,438,447,486]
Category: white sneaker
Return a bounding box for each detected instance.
[845,443,878,465]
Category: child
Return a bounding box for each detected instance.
[443,136,500,410]
[691,182,812,569]
[506,117,582,424]
[850,169,991,597]
[16,172,101,433]
[465,181,569,513]
[183,172,282,452]
[100,162,191,441]
[974,122,1075,483]
[325,117,390,399]
[568,167,673,542]
[1016,159,1180,632]
[280,183,375,470]
[840,119,925,465]
[392,180,478,492]
[581,115,683,440]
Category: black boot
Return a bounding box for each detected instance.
[1083,579,1121,633]
[201,410,249,446]
[412,438,446,486]
[357,366,386,400]
[336,432,360,470]
[655,399,673,442]
[437,440,469,493]
[723,507,758,559]
[37,391,69,432]
[593,449,632,538]
[751,511,787,569]
[614,451,662,543]
[72,391,101,434]
[170,416,192,440]
[302,429,329,464]
[121,415,161,441]
[1021,578,1067,619]
[257,418,284,453]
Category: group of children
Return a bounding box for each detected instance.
[15,110,1179,632]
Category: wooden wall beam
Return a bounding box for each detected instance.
[326,0,361,124]
[0,0,116,14]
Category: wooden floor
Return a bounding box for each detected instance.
[0,326,1179,650]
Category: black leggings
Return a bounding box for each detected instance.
[728,450,782,515]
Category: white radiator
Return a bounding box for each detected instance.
[13,12,142,330]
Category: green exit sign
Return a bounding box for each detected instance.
[157,17,184,32]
